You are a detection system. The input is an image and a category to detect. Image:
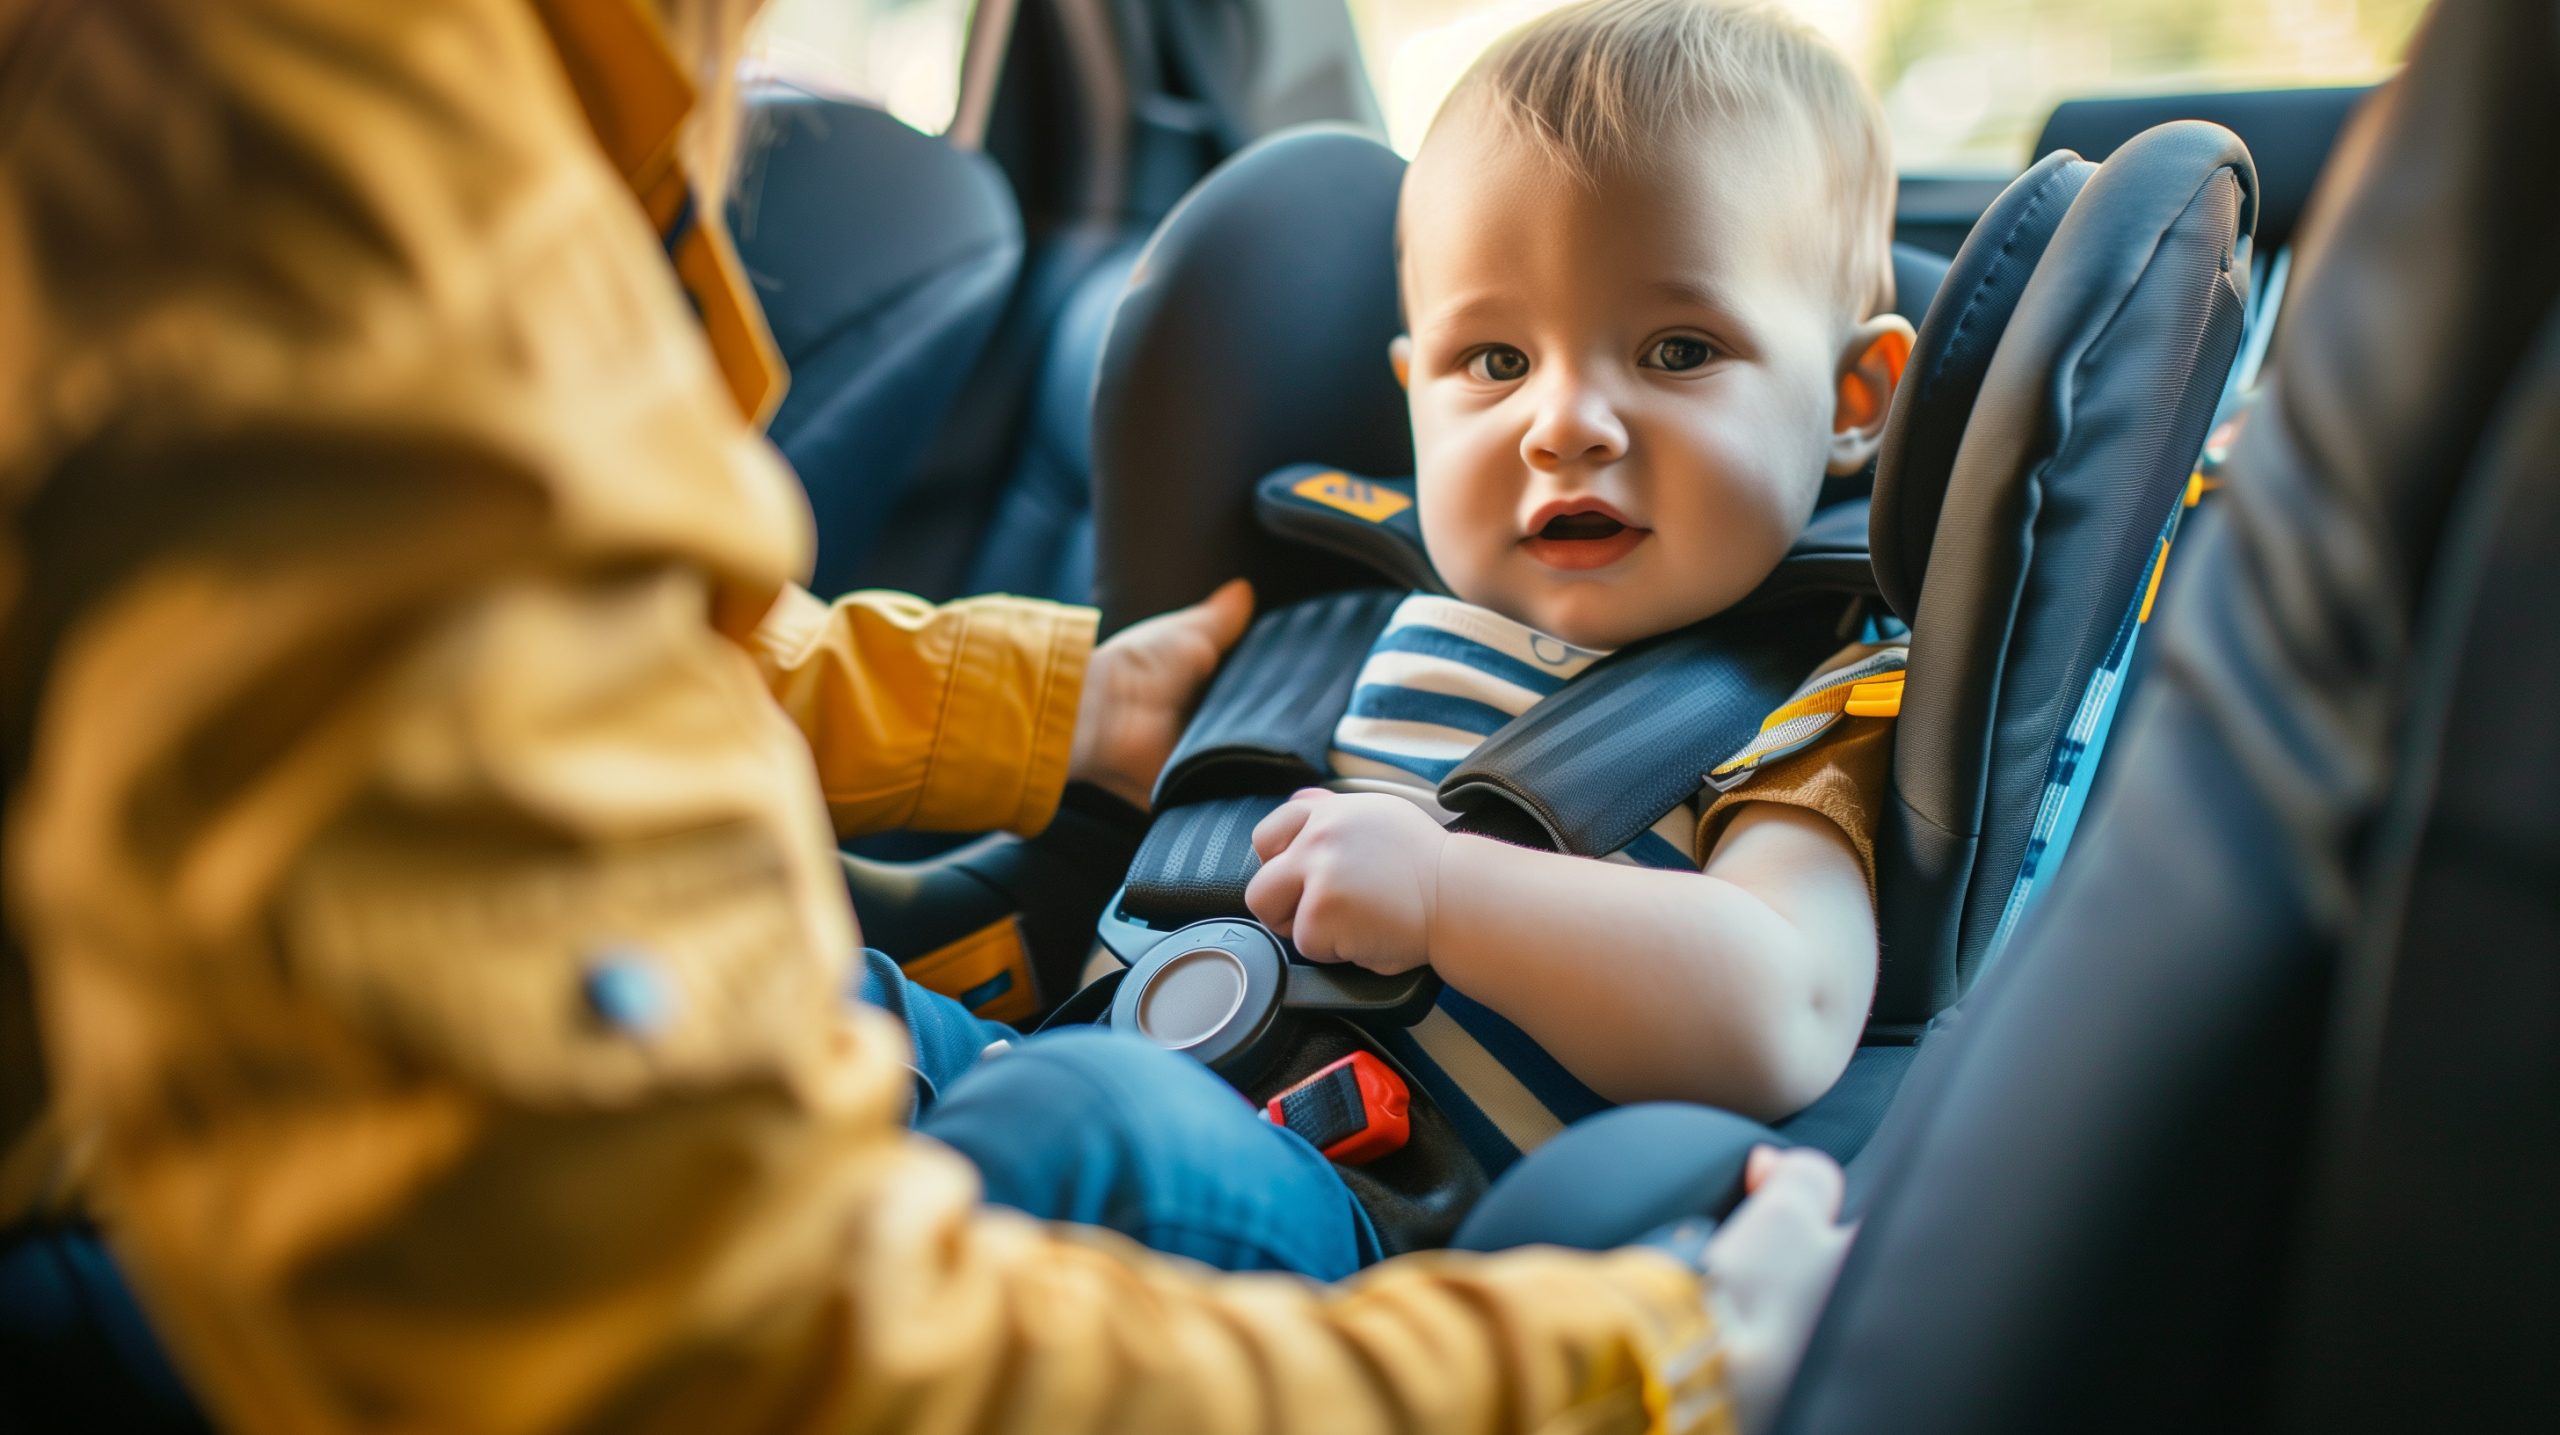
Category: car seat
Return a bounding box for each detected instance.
[728,91,1025,597]
[1080,113,2250,1144]
[1454,112,2262,1249]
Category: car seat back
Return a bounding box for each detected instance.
[729,92,1024,596]
[957,242,1145,604]
[1871,121,2258,1025]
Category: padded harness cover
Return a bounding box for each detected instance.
[1439,598,1846,855]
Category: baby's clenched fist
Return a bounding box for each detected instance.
[1245,790,1448,974]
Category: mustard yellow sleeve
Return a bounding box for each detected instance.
[747,584,1097,839]
[1697,717,1895,896]
[0,6,1730,1435]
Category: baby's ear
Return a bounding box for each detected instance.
[1827,316,1915,476]
[1389,335,1414,390]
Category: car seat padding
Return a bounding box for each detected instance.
[1871,151,2098,623]
[1094,128,1412,635]
[1154,587,1405,812]
[1878,121,2257,1022]
[1437,596,1845,856]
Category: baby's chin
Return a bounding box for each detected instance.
[1462,576,1726,653]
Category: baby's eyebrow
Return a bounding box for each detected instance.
[1417,291,1516,332]
[1644,276,1741,314]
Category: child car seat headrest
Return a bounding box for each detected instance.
[1093,128,1410,635]
[1873,119,2258,1024]
[1090,126,1950,636]
[1870,151,2098,622]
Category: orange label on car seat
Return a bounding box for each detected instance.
[1292,471,1412,524]
[902,918,1040,1026]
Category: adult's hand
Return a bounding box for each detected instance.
[1705,1146,1855,1433]
[1068,579,1253,810]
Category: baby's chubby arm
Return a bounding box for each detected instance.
[1245,791,1876,1121]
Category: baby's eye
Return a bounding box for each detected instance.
[1642,336,1715,372]
[1467,345,1530,382]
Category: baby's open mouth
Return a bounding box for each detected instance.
[1537,511,1629,541]
[1522,506,1650,570]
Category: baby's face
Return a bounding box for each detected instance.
[1396,118,1883,650]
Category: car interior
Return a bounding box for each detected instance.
[713,3,2553,1430]
[10,0,2551,1431]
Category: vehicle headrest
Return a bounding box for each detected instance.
[1091,125,1949,635]
[1871,151,2097,622]
[731,92,1023,594]
[1875,119,2258,1024]
[2035,86,2360,256]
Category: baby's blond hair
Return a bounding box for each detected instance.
[1435,0,1897,319]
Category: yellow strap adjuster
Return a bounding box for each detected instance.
[1843,674,1905,718]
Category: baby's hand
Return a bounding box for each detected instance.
[1245,790,1448,974]
[1069,580,1253,811]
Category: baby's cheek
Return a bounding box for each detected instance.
[1416,484,1510,608]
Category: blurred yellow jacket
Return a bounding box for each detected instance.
[0,2,1725,1432]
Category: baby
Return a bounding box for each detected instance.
[1244,0,1914,1156]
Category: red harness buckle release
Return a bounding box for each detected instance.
[1263,1051,1410,1164]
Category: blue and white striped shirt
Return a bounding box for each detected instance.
[1325,594,1703,1171]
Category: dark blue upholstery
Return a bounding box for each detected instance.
[731,94,1023,596]
[1874,121,2256,1024]
[962,244,1143,603]
[1449,1105,1776,1253]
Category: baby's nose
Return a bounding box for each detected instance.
[1522,382,1627,468]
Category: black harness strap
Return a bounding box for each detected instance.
[1442,598,1847,855]
[1152,587,1404,808]
[1121,793,1289,926]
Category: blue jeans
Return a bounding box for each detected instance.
[0,955,1380,1433]
[855,949,1382,1277]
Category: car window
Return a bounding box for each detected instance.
[749,0,976,134]
[1344,0,2429,173]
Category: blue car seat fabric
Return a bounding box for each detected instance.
[1093,127,1413,635]
[729,93,1024,596]
[0,1225,209,1434]
[1868,151,2096,622]
[960,243,1144,604]
[1780,5,2560,1429]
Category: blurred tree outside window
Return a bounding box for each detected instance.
[1344,0,2429,172]
[749,0,976,135]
